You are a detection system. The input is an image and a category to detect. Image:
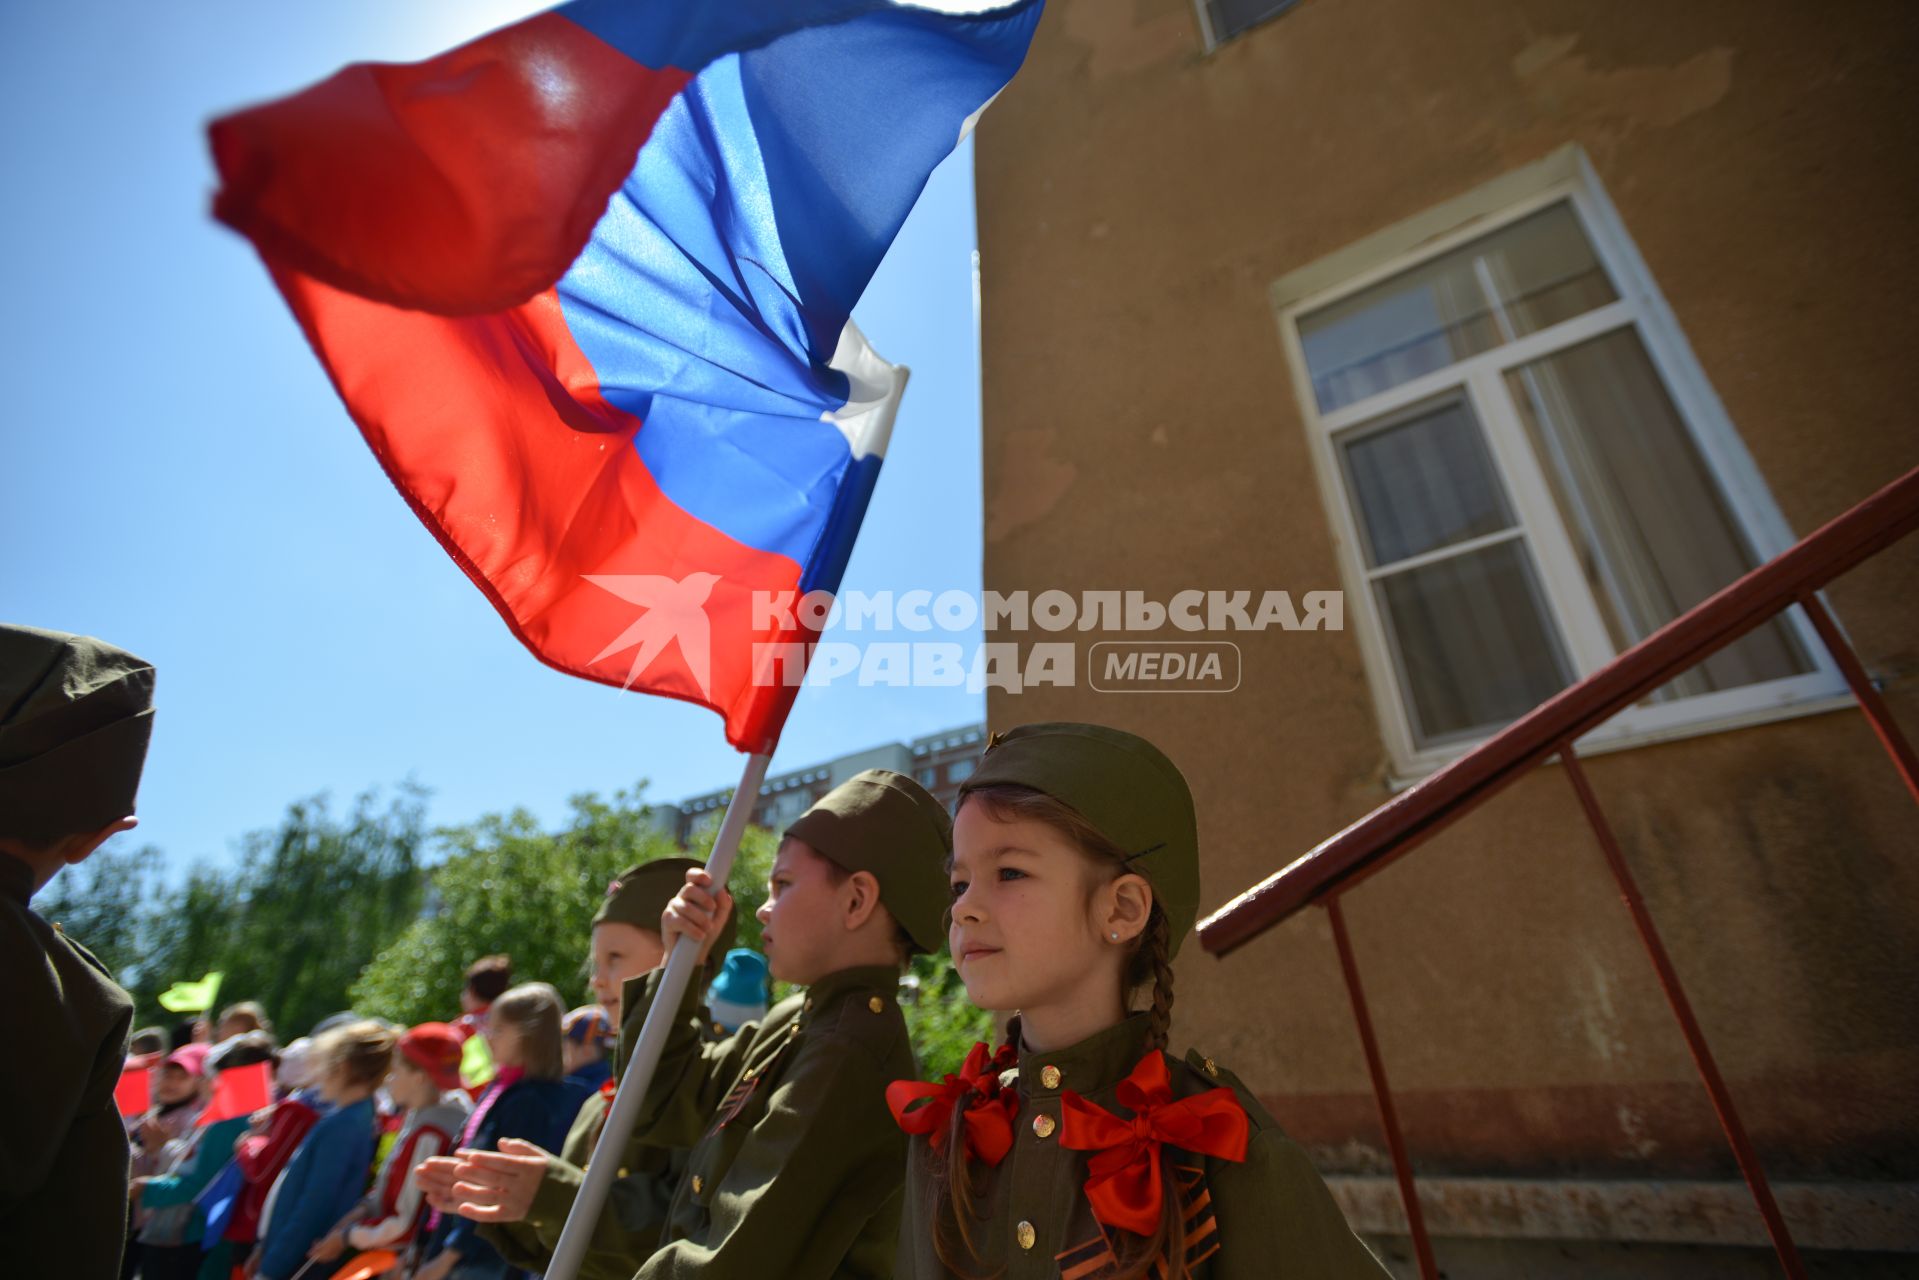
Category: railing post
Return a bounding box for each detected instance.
[1557,744,1807,1279]
[1327,896,1439,1280]
[1797,593,1919,804]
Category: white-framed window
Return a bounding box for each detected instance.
[1193,0,1302,51]
[1274,150,1847,778]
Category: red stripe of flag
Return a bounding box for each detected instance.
[211,15,689,315]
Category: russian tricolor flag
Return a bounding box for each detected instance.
[210,0,1043,753]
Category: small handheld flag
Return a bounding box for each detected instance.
[195,1159,246,1243]
[204,1060,276,1124]
[113,1063,151,1119]
[156,971,224,1014]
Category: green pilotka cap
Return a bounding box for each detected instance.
[958,722,1200,957]
[784,769,953,955]
[0,624,156,849]
[594,856,737,963]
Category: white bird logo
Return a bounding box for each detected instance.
[583,572,723,700]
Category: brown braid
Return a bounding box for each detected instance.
[929,1075,1003,1280]
[1139,908,1176,1053]
[1106,906,1189,1279]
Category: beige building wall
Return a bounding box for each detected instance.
[972,0,1919,1196]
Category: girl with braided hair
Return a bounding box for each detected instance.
[889,722,1386,1279]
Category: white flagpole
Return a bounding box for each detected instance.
[542,748,773,1280]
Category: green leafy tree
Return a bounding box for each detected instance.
[131,864,240,1023]
[900,952,997,1079]
[36,841,166,982]
[109,786,429,1036]
[352,785,777,1026]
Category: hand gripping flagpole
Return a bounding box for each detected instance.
[545,748,772,1280]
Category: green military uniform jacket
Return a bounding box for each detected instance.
[481,1043,694,1277]
[0,852,135,1279]
[619,963,915,1279]
[897,1013,1388,1279]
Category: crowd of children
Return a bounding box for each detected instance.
[114,1010,460,1279]
[104,872,777,1280]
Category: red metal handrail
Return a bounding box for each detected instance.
[1197,464,1919,1280]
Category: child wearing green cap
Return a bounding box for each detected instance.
[892,722,1388,1279]
[425,858,735,1280]
[596,768,950,1279]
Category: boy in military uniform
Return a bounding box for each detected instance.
[0,624,155,1278]
[636,767,949,1278]
[432,857,738,1279]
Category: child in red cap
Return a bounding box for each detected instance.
[305,1023,472,1266]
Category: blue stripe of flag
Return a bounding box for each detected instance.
[553,1,1043,567]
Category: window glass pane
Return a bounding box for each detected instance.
[1339,395,1516,567]
[1504,328,1813,702]
[1375,541,1574,747]
[1205,0,1301,42]
[1299,203,1618,413]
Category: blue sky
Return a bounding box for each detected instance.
[0,1,987,870]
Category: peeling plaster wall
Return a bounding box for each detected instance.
[973,0,1919,1181]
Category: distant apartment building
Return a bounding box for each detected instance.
[664,723,987,844]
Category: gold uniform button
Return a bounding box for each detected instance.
[1032,1113,1056,1139]
[1204,1057,1220,1078]
[1016,1221,1036,1250]
[1039,1064,1061,1089]
[617,1167,629,1178]
[868,996,884,1014]
[692,1175,704,1194]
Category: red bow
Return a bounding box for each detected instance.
[1059,1050,1250,1235]
[598,1077,617,1101]
[886,1041,1018,1166]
